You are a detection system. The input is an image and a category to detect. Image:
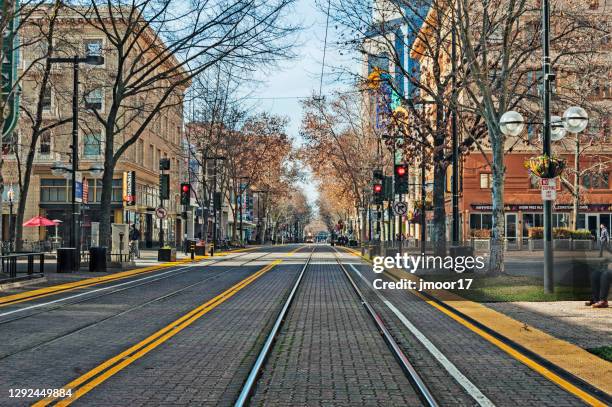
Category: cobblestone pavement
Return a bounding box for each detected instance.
[487,301,612,349]
[0,245,300,406]
[250,251,424,407]
[0,245,598,406]
[341,251,587,407]
[77,260,305,406]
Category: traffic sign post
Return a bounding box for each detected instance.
[392,201,408,216]
[540,178,557,201]
[155,207,167,219]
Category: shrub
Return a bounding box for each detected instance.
[553,227,572,239]
[571,229,593,240]
[471,229,491,238]
[528,227,544,239]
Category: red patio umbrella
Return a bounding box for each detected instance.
[23,215,57,227]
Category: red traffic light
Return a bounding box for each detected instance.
[395,165,407,176]
[182,185,190,193]
[373,184,383,193]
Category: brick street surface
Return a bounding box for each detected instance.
[0,246,295,406]
[77,261,303,406]
[346,257,586,407]
[250,254,424,407]
[0,245,600,406]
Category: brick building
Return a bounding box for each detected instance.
[2,6,187,249]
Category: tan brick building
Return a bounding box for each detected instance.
[2,6,187,249]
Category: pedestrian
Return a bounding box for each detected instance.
[586,265,610,308]
[599,224,611,257]
[129,224,141,259]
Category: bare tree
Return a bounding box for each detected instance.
[69,0,298,247]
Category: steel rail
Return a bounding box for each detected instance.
[332,247,439,407]
[234,246,315,407]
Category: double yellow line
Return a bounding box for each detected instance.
[34,259,282,406]
[0,247,260,308]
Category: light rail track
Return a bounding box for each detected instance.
[234,245,439,407]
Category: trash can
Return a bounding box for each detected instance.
[89,247,107,272]
[57,247,77,273]
[449,245,475,272]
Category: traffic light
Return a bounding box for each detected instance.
[395,163,409,194]
[159,174,170,200]
[159,158,170,171]
[373,169,384,204]
[180,183,191,205]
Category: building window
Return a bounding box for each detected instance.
[85,88,103,110]
[42,86,52,111]
[553,213,569,228]
[84,39,103,57]
[528,172,539,189]
[39,130,51,155]
[470,213,493,230]
[87,179,123,203]
[480,173,492,189]
[582,172,609,189]
[149,144,154,168]
[137,139,144,165]
[84,133,102,157]
[41,179,69,202]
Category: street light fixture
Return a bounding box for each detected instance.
[500,105,588,292]
[47,52,105,270]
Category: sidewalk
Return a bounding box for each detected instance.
[487,301,611,350]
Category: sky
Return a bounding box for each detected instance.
[242,0,353,210]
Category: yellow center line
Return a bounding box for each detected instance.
[34,259,282,407]
[342,248,607,407]
[1,247,260,307]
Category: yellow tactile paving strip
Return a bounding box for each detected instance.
[0,246,259,307]
[339,246,612,403]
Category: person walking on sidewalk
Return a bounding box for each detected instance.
[129,224,141,259]
[598,224,611,257]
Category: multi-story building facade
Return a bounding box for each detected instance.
[2,6,187,249]
[409,0,612,243]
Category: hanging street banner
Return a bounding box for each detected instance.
[123,171,136,206]
[1,0,20,137]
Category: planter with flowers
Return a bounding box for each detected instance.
[523,154,566,179]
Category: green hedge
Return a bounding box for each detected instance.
[527,227,594,239]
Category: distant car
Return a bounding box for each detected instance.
[305,237,314,243]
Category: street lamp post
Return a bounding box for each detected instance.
[500,107,587,292]
[48,54,104,269]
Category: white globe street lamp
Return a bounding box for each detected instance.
[499,111,525,137]
[550,115,567,141]
[563,106,589,133]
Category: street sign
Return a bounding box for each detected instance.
[155,207,167,219]
[392,201,408,216]
[540,178,557,201]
